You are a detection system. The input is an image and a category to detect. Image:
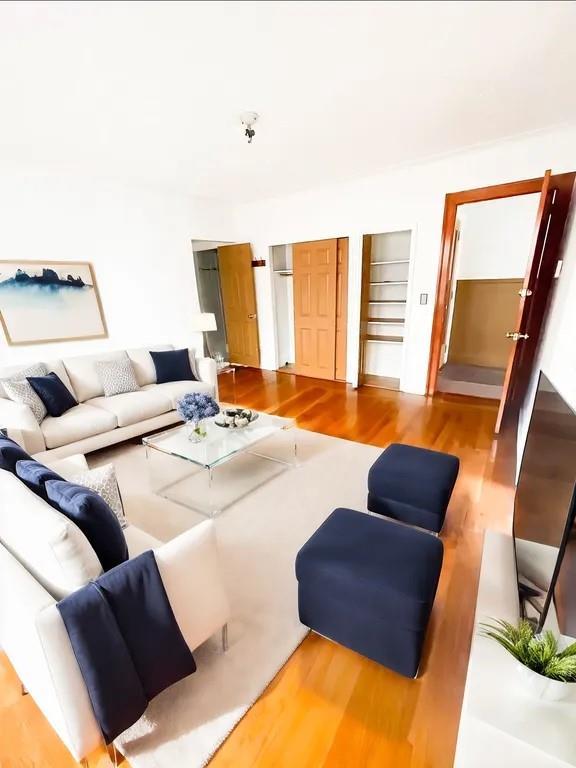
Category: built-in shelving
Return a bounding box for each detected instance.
[365,334,404,343]
[359,230,412,391]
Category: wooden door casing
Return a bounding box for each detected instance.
[335,238,349,381]
[218,243,260,367]
[293,239,338,380]
[427,171,576,433]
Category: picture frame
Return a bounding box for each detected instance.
[0,260,108,346]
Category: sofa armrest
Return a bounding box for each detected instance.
[0,544,101,761]
[0,397,45,454]
[155,520,231,651]
[196,356,218,398]
[43,453,90,477]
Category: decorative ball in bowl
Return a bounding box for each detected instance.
[214,408,259,429]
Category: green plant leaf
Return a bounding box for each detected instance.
[479,618,576,681]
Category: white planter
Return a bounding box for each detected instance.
[515,662,576,702]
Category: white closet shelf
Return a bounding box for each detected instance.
[365,335,404,343]
[368,300,407,304]
[370,259,410,265]
[273,270,293,275]
[370,280,408,286]
[367,317,405,324]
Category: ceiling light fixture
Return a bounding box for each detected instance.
[240,111,258,144]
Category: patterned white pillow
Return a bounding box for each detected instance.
[95,358,140,397]
[3,378,47,424]
[68,463,127,528]
[2,363,49,424]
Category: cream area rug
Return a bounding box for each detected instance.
[89,428,382,768]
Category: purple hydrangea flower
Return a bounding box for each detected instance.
[176,392,220,422]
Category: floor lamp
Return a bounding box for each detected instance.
[189,312,217,358]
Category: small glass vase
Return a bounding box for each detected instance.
[186,419,207,442]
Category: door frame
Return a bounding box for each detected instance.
[426,174,575,397]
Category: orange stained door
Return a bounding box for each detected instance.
[217,243,260,367]
[293,238,338,380]
[335,238,349,381]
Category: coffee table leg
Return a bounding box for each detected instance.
[207,466,222,517]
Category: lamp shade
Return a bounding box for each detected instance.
[188,312,217,332]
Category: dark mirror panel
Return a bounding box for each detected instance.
[514,372,576,635]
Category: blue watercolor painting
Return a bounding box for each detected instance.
[0,261,107,345]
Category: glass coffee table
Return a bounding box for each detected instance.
[143,409,297,517]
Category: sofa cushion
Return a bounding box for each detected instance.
[41,404,118,450]
[28,372,79,417]
[0,470,102,599]
[46,481,129,572]
[0,361,48,397]
[0,435,31,472]
[15,459,63,501]
[63,351,128,403]
[67,463,126,528]
[0,360,75,399]
[142,380,214,408]
[126,345,174,387]
[87,389,172,427]
[3,377,48,424]
[150,348,196,385]
[96,357,140,397]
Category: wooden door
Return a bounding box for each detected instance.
[293,239,338,380]
[496,170,575,431]
[218,243,260,367]
[495,172,552,432]
[335,238,349,381]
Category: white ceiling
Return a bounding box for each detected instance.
[1,0,576,202]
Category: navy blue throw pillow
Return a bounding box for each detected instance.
[27,372,78,417]
[45,480,129,571]
[0,435,31,473]
[150,349,196,384]
[16,459,63,501]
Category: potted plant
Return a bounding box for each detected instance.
[176,392,220,442]
[481,619,576,702]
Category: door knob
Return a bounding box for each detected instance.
[248,313,257,319]
[505,332,529,341]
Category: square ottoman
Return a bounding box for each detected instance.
[296,508,443,678]
[367,443,460,533]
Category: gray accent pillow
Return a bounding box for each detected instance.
[3,378,47,424]
[95,358,140,397]
[2,363,49,424]
[68,463,127,528]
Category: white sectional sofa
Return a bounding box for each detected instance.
[0,452,230,762]
[0,345,217,460]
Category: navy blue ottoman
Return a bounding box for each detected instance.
[296,508,443,678]
[367,443,460,533]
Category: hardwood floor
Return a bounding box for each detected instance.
[0,369,515,768]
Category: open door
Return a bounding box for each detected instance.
[293,239,338,379]
[495,170,575,432]
[217,243,260,367]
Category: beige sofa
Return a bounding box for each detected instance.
[0,453,230,762]
[0,345,217,460]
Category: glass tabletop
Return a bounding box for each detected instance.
[143,410,295,469]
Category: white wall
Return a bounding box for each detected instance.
[0,175,236,366]
[233,125,576,393]
[455,194,539,280]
